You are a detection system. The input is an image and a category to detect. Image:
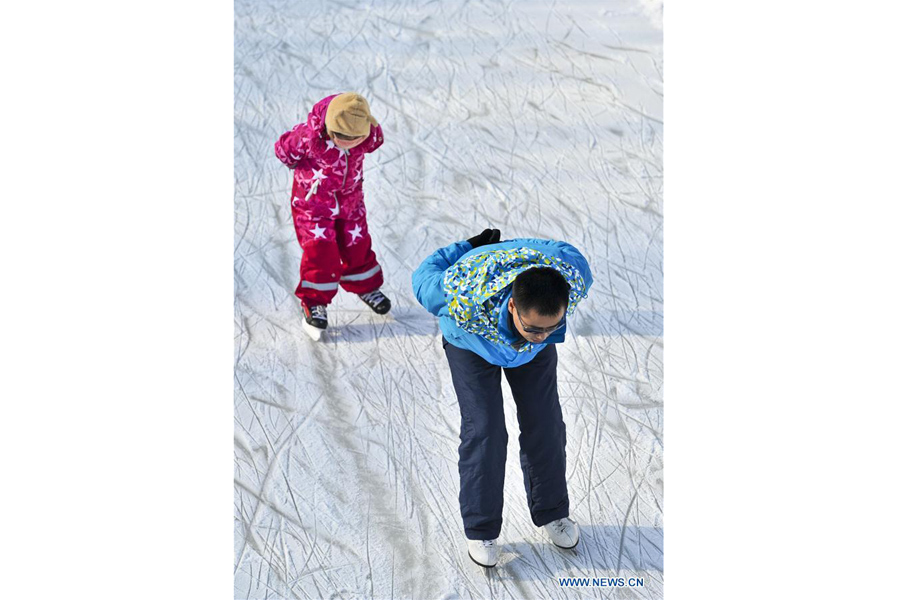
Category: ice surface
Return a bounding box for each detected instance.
[235,0,662,597]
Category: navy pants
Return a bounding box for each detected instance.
[443,338,569,540]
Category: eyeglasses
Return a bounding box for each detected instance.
[514,308,566,335]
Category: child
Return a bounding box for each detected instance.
[275,93,391,335]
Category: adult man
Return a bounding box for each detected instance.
[412,228,593,568]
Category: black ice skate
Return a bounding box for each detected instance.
[302,302,328,340]
[358,289,392,315]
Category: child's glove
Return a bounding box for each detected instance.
[466,228,501,248]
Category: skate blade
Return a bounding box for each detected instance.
[467,551,497,569]
[302,320,324,341]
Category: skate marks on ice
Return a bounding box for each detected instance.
[234,329,662,598]
[235,0,662,597]
[235,318,469,599]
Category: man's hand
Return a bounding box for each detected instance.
[466,228,501,248]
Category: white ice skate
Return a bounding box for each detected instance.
[543,517,579,549]
[467,538,500,568]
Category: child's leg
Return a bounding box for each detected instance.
[334,200,384,294]
[290,189,342,306]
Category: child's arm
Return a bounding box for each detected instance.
[274,123,311,168]
[411,239,473,316]
[360,124,384,154]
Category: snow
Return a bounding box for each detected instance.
[234,0,663,597]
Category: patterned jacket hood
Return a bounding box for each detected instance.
[442,242,590,353]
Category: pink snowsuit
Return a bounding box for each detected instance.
[275,94,385,306]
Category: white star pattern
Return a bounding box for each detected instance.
[352,169,363,184]
[348,224,364,244]
[310,224,327,239]
[304,179,320,200]
[330,202,341,217]
[310,168,326,183]
[325,139,336,151]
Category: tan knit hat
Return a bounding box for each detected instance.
[325,93,378,137]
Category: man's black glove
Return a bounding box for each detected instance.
[467,228,501,248]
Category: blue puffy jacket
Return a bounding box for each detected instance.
[411,238,593,367]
